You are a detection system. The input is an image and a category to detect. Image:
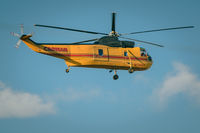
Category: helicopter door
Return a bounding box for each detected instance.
[93,47,109,62]
[124,50,135,66]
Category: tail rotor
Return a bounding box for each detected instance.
[11,24,28,48]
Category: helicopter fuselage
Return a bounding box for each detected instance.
[21,35,152,71]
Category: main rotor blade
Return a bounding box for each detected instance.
[71,38,99,44]
[112,12,116,32]
[119,36,164,47]
[120,26,194,35]
[34,24,108,35]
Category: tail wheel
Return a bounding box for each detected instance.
[65,68,70,73]
[66,69,69,73]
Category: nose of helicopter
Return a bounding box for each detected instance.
[145,55,153,70]
[148,55,152,62]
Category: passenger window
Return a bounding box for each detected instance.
[98,49,103,56]
[124,51,127,56]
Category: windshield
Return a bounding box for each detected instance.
[140,48,147,56]
[140,47,152,61]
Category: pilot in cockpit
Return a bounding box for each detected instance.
[140,48,147,57]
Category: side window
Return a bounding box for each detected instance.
[98,49,103,56]
[124,51,127,56]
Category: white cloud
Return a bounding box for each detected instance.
[152,62,200,108]
[0,81,55,118]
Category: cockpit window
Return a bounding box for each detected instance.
[140,48,147,56]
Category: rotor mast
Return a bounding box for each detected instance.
[109,12,119,36]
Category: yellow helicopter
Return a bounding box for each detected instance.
[11,13,194,80]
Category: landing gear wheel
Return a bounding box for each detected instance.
[66,69,70,73]
[65,66,70,73]
[128,68,134,73]
[113,74,119,80]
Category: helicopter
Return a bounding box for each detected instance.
[11,13,194,80]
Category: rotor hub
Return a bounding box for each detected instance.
[109,31,119,37]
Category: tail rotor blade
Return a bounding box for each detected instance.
[11,32,20,37]
[21,24,24,34]
[16,40,22,48]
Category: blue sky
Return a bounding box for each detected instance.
[0,0,200,133]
